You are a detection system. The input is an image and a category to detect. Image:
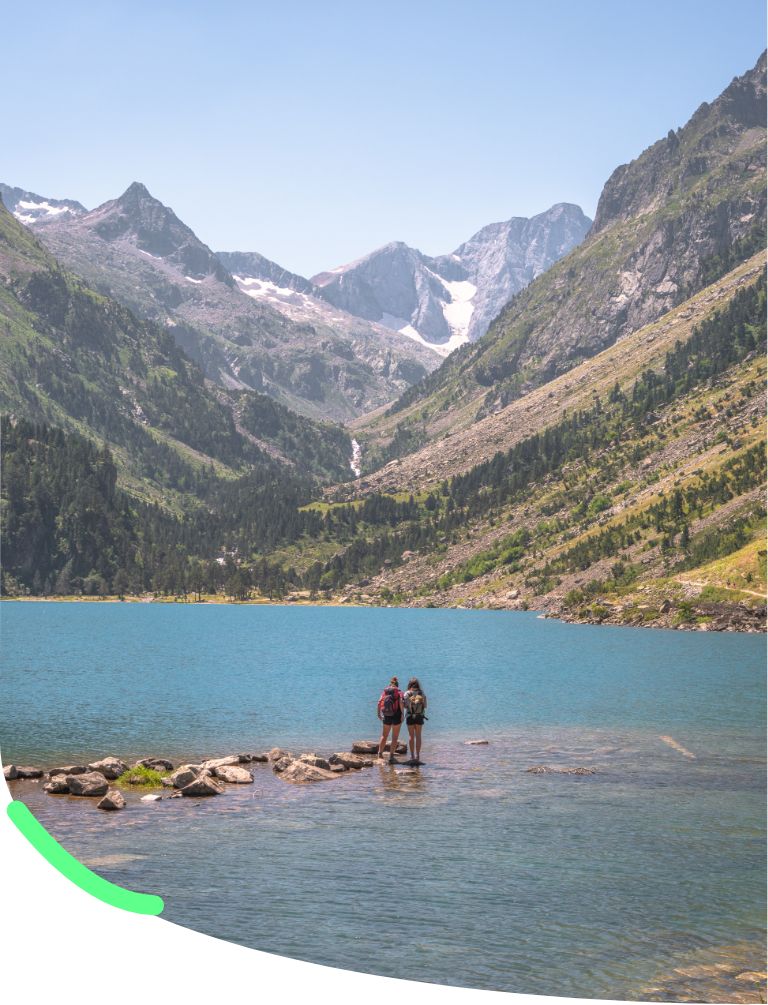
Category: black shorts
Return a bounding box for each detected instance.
[382,714,403,726]
[407,715,425,726]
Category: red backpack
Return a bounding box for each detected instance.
[379,686,402,717]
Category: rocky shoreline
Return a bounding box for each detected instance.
[2,741,421,811]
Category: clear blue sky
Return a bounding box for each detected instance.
[3,0,764,276]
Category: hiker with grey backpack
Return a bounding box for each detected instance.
[404,677,428,765]
[377,676,405,763]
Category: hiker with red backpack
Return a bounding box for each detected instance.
[377,676,405,763]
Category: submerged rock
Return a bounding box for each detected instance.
[140,794,163,802]
[67,772,109,796]
[87,757,129,780]
[212,765,254,784]
[44,775,70,794]
[179,775,223,797]
[526,765,598,775]
[352,741,406,755]
[135,758,174,772]
[98,789,126,811]
[465,739,490,746]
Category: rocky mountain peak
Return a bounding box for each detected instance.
[0,183,86,226]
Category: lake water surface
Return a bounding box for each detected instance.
[2,603,765,999]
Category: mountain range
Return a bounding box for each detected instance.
[1,51,765,629]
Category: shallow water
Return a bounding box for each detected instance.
[2,604,765,998]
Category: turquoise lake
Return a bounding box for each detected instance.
[1,603,765,999]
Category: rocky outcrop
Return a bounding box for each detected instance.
[87,757,129,780]
[211,765,254,784]
[67,772,109,796]
[97,789,126,811]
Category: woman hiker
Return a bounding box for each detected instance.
[377,676,405,763]
[404,677,427,765]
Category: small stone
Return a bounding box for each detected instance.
[267,748,293,762]
[297,754,331,770]
[15,766,44,779]
[278,760,339,784]
[272,756,294,774]
[245,753,269,763]
[526,765,597,776]
[200,755,242,770]
[179,775,223,797]
[3,765,18,781]
[329,763,347,773]
[161,777,175,788]
[465,739,490,746]
[135,758,174,772]
[44,775,70,794]
[140,794,163,802]
[329,753,373,769]
[169,766,200,789]
[98,789,127,811]
[67,771,109,796]
[48,765,88,777]
[212,765,254,784]
[87,757,129,780]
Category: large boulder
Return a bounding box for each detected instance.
[3,765,18,781]
[87,757,129,780]
[212,765,254,784]
[135,758,174,772]
[44,775,70,794]
[48,765,88,776]
[329,753,373,769]
[297,754,331,770]
[179,775,224,797]
[97,789,126,811]
[15,766,44,779]
[278,760,339,784]
[67,772,109,796]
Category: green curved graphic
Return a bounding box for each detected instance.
[6,800,164,915]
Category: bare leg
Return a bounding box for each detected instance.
[378,723,391,759]
[415,724,423,762]
[389,723,402,761]
[407,724,416,760]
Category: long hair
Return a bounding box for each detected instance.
[407,677,421,692]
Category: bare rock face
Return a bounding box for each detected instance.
[3,765,18,781]
[87,757,129,780]
[67,771,109,796]
[97,789,126,811]
[135,758,174,772]
[297,754,331,770]
[15,766,44,779]
[212,765,254,784]
[526,765,598,776]
[179,775,224,797]
[43,775,70,794]
[329,753,373,769]
[278,760,338,784]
